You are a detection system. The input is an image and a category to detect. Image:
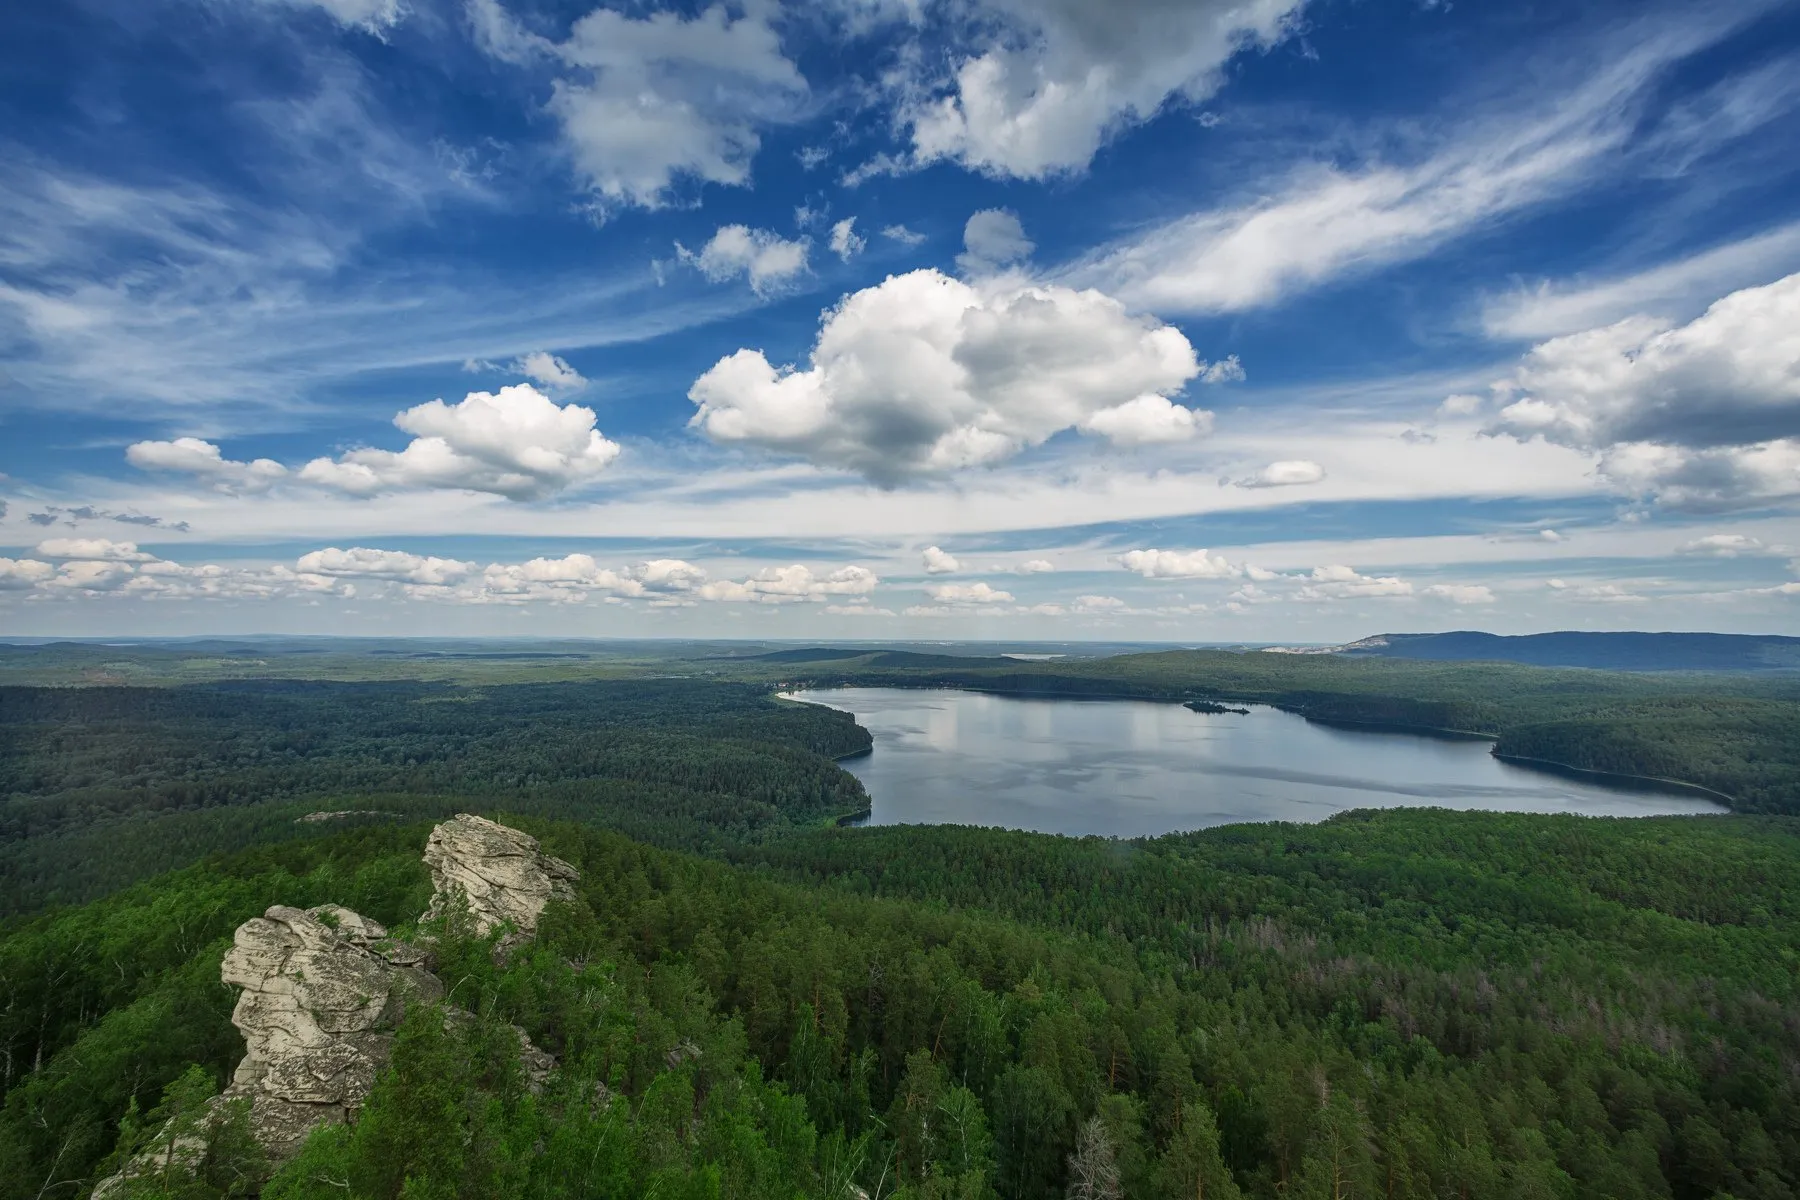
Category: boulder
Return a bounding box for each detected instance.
[420,813,580,950]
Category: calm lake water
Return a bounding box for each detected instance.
[785,688,1727,836]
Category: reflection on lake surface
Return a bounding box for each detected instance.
[785,689,1727,837]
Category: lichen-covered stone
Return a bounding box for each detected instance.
[420,813,580,949]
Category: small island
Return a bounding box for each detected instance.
[1185,699,1251,715]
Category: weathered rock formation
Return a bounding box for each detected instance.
[94,816,577,1194]
[94,904,442,1195]
[421,813,580,950]
[219,904,445,1158]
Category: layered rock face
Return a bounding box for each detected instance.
[220,904,445,1158]
[421,813,580,949]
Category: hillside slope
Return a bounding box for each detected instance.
[4,811,1797,1200]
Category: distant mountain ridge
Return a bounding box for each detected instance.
[1332,630,1800,671]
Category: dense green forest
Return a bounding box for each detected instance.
[0,679,870,912]
[3,811,1798,1199]
[4,641,1799,1197]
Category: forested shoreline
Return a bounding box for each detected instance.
[3,644,1799,1197]
[744,649,1800,812]
[6,640,1800,912]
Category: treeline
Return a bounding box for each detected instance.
[0,680,869,913]
[751,649,1800,811]
[4,810,1797,1198]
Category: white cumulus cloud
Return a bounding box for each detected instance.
[299,383,621,500]
[1080,394,1212,446]
[472,1,808,214]
[1234,459,1325,489]
[825,602,897,617]
[1296,565,1412,600]
[35,538,156,562]
[1200,355,1246,384]
[957,209,1034,275]
[475,555,635,603]
[1484,272,1800,505]
[925,581,1014,604]
[0,543,740,607]
[922,546,960,574]
[39,560,141,593]
[1422,583,1496,605]
[688,269,1206,484]
[828,218,866,262]
[295,547,477,586]
[1073,594,1128,612]
[902,0,1305,180]
[0,558,56,590]
[677,225,811,294]
[698,564,879,603]
[127,437,288,493]
[512,352,586,391]
[1547,578,1646,604]
[1118,548,1239,579]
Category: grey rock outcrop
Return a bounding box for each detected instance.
[421,814,580,950]
[94,904,444,1195]
[95,816,576,1194]
[219,904,445,1159]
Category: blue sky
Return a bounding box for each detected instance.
[3,0,1800,640]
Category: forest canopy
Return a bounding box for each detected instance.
[3,641,1798,1198]
[3,811,1797,1199]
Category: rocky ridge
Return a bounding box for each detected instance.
[95,814,578,1195]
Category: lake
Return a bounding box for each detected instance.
[784,688,1728,836]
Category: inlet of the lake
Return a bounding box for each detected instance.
[784,688,1727,836]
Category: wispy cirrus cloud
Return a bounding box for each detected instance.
[1067,11,1783,314]
[1479,220,1800,341]
[242,0,406,34]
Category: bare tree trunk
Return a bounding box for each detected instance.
[1066,1117,1122,1200]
